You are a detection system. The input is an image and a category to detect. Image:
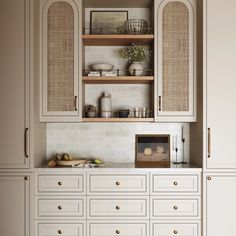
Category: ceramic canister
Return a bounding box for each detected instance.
[100,92,112,118]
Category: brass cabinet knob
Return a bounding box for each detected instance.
[173,206,178,210]
[116,230,120,234]
[116,182,120,186]
[173,230,178,234]
[24,176,29,180]
[58,206,62,210]
[58,230,63,235]
[173,181,178,186]
[116,206,120,210]
[207,176,212,180]
[58,181,62,186]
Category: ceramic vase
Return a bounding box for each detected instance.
[129,62,144,76]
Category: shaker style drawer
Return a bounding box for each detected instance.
[88,174,148,195]
[38,175,84,193]
[37,198,85,218]
[151,198,200,219]
[38,223,84,236]
[88,222,148,236]
[153,223,199,236]
[151,174,199,194]
[88,197,148,219]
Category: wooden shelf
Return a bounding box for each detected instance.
[82,118,154,122]
[82,76,154,84]
[82,34,154,46]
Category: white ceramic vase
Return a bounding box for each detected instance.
[129,62,144,76]
[100,92,112,118]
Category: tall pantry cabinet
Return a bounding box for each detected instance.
[204,0,236,235]
[0,0,34,236]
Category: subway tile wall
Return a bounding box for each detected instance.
[47,123,190,163]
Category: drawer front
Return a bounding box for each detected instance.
[153,223,199,236]
[89,222,148,236]
[88,197,148,219]
[38,223,84,236]
[152,174,199,194]
[38,199,84,217]
[38,175,84,193]
[152,198,199,218]
[88,174,148,194]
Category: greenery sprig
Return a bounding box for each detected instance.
[120,42,151,62]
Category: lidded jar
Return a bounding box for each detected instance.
[100,92,112,118]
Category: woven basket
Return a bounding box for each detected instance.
[124,19,148,35]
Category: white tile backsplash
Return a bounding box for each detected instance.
[47,123,190,163]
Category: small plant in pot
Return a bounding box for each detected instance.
[120,42,151,76]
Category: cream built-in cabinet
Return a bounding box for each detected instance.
[0,0,31,168]
[40,0,82,122]
[0,175,30,236]
[155,0,197,122]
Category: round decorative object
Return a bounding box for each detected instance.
[144,148,152,156]
[129,62,144,76]
[91,63,114,71]
[124,19,148,35]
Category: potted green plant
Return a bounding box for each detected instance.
[120,42,151,76]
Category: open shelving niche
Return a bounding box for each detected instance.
[81,4,155,122]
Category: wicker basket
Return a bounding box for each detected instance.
[124,19,148,35]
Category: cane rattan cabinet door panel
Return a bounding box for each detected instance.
[40,0,82,122]
[155,0,196,122]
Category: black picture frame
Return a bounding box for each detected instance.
[90,10,128,34]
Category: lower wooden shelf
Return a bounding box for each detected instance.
[82,118,154,122]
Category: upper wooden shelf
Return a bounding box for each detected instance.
[82,34,155,46]
[82,76,154,84]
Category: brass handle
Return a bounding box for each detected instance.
[159,96,162,111]
[24,176,29,181]
[58,230,63,235]
[58,206,62,210]
[173,181,178,186]
[116,230,120,234]
[116,206,120,210]
[24,128,29,158]
[74,96,78,111]
[116,182,120,186]
[173,230,178,234]
[207,176,212,181]
[58,181,62,186]
[208,128,211,158]
[173,206,178,210]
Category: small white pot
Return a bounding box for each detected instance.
[129,62,144,76]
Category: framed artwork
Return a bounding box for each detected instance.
[135,134,170,168]
[90,11,128,34]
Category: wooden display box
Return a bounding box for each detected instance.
[135,134,170,168]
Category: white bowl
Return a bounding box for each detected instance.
[91,63,114,71]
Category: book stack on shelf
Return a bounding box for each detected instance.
[87,71,118,77]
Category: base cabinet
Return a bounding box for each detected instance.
[0,175,30,236]
[204,174,236,236]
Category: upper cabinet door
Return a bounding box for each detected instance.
[205,0,236,169]
[0,0,30,168]
[40,0,82,122]
[155,0,197,122]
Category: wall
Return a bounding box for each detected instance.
[47,123,190,163]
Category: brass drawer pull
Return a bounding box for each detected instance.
[58,230,63,235]
[116,182,120,186]
[173,181,178,186]
[207,176,212,181]
[116,206,120,210]
[208,128,211,158]
[173,206,178,210]
[58,181,62,186]
[116,230,120,234]
[173,230,178,234]
[24,128,29,158]
[58,206,62,210]
[24,176,29,181]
